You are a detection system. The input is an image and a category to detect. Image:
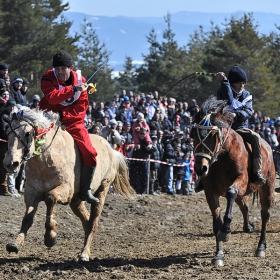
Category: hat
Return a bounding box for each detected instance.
[12,77,23,84]
[22,80,29,86]
[137,112,144,119]
[150,124,157,131]
[109,119,118,126]
[151,134,158,140]
[33,94,40,101]
[250,124,255,128]
[0,63,8,70]
[124,121,131,125]
[33,97,40,102]
[228,66,248,84]
[141,97,146,101]
[178,131,184,135]
[123,96,129,101]
[140,93,145,97]
[265,128,271,132]
[6,99,16,107]
[52,50,73,68]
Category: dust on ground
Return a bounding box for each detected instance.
[1,184,280,280]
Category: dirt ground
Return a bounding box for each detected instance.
[1,182,280,280]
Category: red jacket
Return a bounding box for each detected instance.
[40,69,88,127]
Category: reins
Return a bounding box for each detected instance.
[7,119,59,162]
[194,113,232,165]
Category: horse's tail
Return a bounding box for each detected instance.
[112,150,136,197]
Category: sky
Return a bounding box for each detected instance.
[64,0,280,17]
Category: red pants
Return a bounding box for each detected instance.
[67,123,97,167]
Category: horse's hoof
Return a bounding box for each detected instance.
[79,255,90,262]
[217,230,231,242]
[244,221,255,233]
[6,241,20,253]
[211,258,224,267]
[44,236,57,248]
[255,249,266,258]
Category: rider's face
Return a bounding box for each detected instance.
[231,81,246,93]
[54,66,74,82]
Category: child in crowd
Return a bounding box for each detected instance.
[181,152,193,196]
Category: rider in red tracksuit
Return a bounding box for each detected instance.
[40,50,99,204]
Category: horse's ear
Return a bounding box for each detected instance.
[12,112,19,121]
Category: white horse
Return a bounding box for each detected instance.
[3,107,135,261]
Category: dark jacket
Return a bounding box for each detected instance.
[217,80,252,130]
[150,143,160,170]
[162,137,176,164]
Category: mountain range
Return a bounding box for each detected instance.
[63,11,280,70]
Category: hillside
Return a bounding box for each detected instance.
[63,11,280,70]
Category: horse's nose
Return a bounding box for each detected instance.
[195,164,208,176]
[3,161,20,172]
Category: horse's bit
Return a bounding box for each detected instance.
[6,119,58,162]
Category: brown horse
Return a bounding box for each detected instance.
[191,96,275,266]
[3,107,135,261]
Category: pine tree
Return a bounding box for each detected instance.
[0,0,79,98]
[116,56,138,93]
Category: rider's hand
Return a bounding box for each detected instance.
[75,83,88,92]
[217,72,227,82]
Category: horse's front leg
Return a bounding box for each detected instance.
[6,194,41,253]
[217,186,237,242]
[205,190,224,267]
[235,195,254,233]
[44,184,71,248]
[79,184,109,262]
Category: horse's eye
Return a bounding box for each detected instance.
[25,132,31,138]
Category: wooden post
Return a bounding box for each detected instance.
[146,155,151,195]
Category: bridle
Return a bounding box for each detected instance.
[6,118,58,162]
[193,113,230,165]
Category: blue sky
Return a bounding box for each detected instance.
[64,0,280,17]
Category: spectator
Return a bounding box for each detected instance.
[0,63,8,89]
[101,118,121,148]
[20,80,29,105]
[172,137,185,195]
[181,152,193,196]
[162,132,177,195]
[148,134,160,195]
[132,112,151,149]
[121,121,134,158]
[131,127,153,194]
[30,96,40,109]
[167,97,176,125]
[10,77,25,105]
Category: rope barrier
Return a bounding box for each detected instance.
[126,157,190,167]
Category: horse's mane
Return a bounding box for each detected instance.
[18,107,60,128]
[193,95,233,128]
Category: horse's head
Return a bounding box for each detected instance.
[3,108,57,173]
[3,111,36,173]
[191,96,232,177]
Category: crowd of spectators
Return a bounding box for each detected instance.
[1,61,280,197]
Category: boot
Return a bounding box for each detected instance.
[0,184,11,196]
[80,166,99,204]
[194,179,204,193]
[252,158,266,185]
[149,182,158,196]
[252,171,266,185]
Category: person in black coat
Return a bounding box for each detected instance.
[130,127,153,194]
[162,132,177,195]
[148,134,161,195]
